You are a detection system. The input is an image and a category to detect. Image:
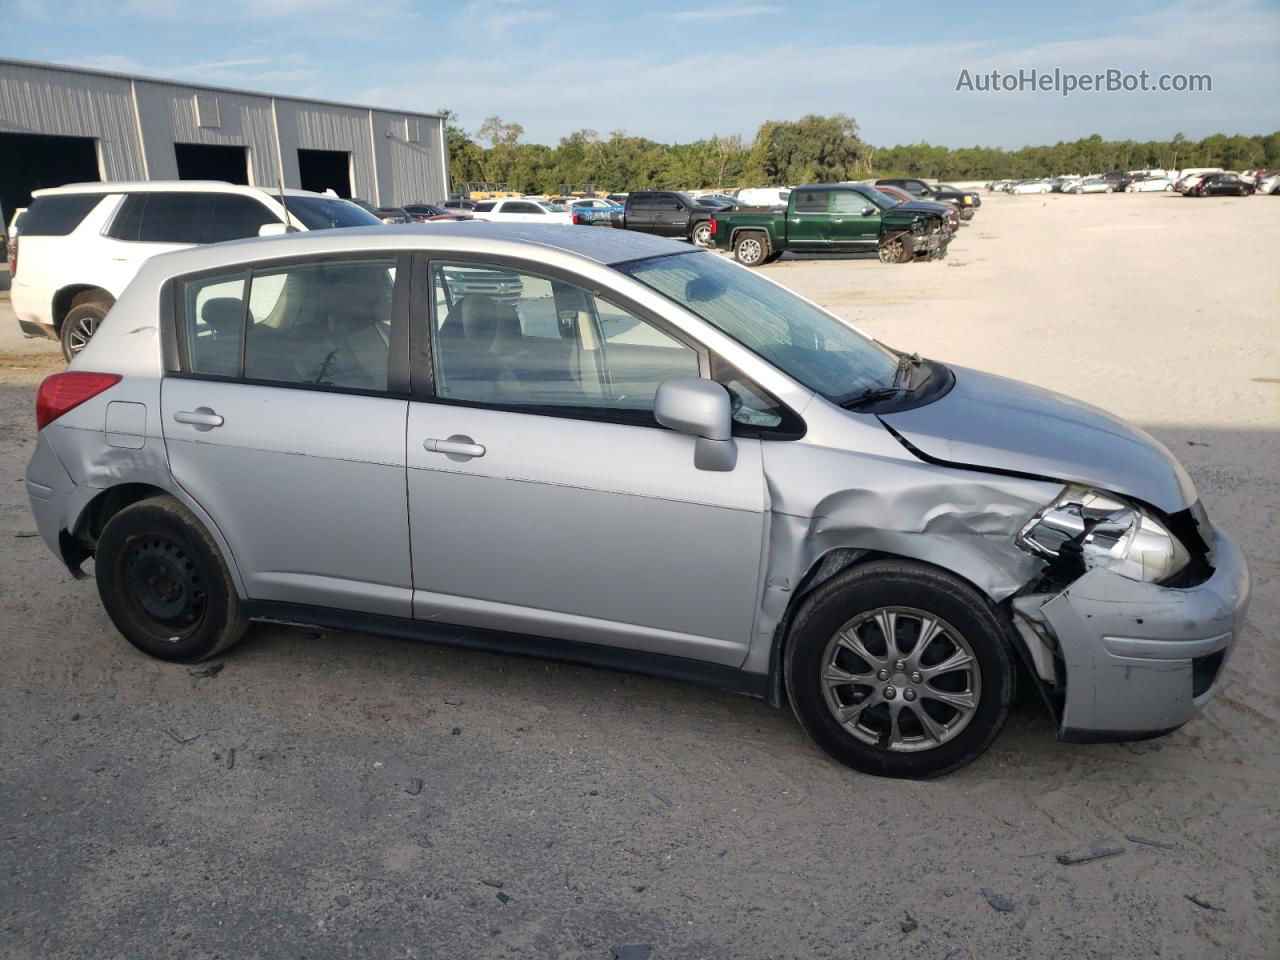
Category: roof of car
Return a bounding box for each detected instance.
[137,222,691,280]
[31,181,334,199]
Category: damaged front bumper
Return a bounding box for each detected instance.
[1011,523,1250,742]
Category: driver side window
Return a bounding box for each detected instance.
[428,262,700,420]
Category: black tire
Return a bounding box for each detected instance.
[878,232,915,264]
[733,231,770,266]
[95,495,247,662]
[783,560,1014,779]
[60,300,111,361]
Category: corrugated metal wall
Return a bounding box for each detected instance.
[0,59,448,204]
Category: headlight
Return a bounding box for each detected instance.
[1017,485,1190,583]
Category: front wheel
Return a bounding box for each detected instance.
[733,232,769,266]
[96,496,247,662]
[784,560,1014,778]
[1104,186,1114,193]
[690,221,713,247]
[878,232,914,263]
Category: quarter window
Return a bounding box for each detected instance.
[428,262,700,418]
[20,193,107,236]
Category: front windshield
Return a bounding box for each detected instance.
[861,187,901,210]
[284,197,383,230]
[619,252,900,404]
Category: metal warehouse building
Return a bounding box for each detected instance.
[0,57,449,227]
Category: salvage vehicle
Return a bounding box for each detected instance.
[32,225,1247,779]
[471,198,573,224]
[9,181,382,359]
[1008,179,1052,195]
[873,184,960,232]
[1126,176,1174,192]
[874,179,981,220]
[1186,173,1255,197]
[608,191,719,246]
[1066,178,1115,194]
[401,203,472,222]
[566,197,624,225]
[30,227,1249,783]
[710,183,951,265]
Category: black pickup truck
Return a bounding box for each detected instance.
[874,179,981,220]
[607,190,719,246]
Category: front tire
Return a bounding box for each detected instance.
[95,496,247,662]
[783,560,1014,778]
[690,221,713,247]
[878,232,914,263]
[60,301,111,361]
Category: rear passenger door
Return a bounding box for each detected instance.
[162,253,414,617]
[404,257,766,665]
[787,189,832,248]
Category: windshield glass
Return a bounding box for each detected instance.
[861,187,901,210]
[285,197,382,230]
[619,252,900,404]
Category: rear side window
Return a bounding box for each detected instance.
[20,194,106,236]
[794,190,829,213]
[178,258,397,391]
[139,193,213,243]
[473,201,496,212]
[207,195,279,243]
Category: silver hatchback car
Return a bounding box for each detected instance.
[25,224,1250,778]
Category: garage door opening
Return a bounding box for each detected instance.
[297,149,352,198]
[0,132,100,238]
[174,143,249,184]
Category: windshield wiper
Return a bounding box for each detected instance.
[842,353,926,409]
[841,385,909,409]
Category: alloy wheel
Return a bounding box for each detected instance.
[879,238,903,263]
[692,224,713,247]
[820,606,982,752]
[65,314,99,355]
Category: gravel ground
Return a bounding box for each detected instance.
[1,191,1276,959]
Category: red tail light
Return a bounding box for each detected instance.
[6,236,16,277]
[709,218,718,235]
[36,372,122,430]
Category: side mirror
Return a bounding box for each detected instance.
[861,205,875,216]
[258,222,290,237]
[654,378,737,471]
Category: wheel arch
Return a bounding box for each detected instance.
[64,480,248,599]
[763,547,1050,719]
[729,225,772,249]
[53,284,115,332]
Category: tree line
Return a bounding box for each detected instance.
[441,111,1280,194]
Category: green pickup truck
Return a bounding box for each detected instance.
[709,183,952,266]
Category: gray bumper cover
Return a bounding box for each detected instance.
[1012,524,1250,740]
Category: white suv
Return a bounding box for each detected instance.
[10,181,381,359]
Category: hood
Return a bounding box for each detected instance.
[878,365,1196,513]
[895,200,953,218]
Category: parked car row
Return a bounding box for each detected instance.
[986,167,1277,197]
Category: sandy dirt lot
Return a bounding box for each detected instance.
[1,192,1276,959]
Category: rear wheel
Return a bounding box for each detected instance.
[733,232,769,266]
[60,301,110,361]
[95,495,247,662]
[784,560,1014,778]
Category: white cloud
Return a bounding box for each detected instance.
[667,4,784,21]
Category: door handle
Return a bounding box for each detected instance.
[424,435,486,460]
[174,408,224,429]
[831,218,845,223]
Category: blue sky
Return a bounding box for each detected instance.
[2,0,1277,147]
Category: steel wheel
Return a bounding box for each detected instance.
[820,606,981,753]
[692,223,713,247]
[120,534,209,640]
